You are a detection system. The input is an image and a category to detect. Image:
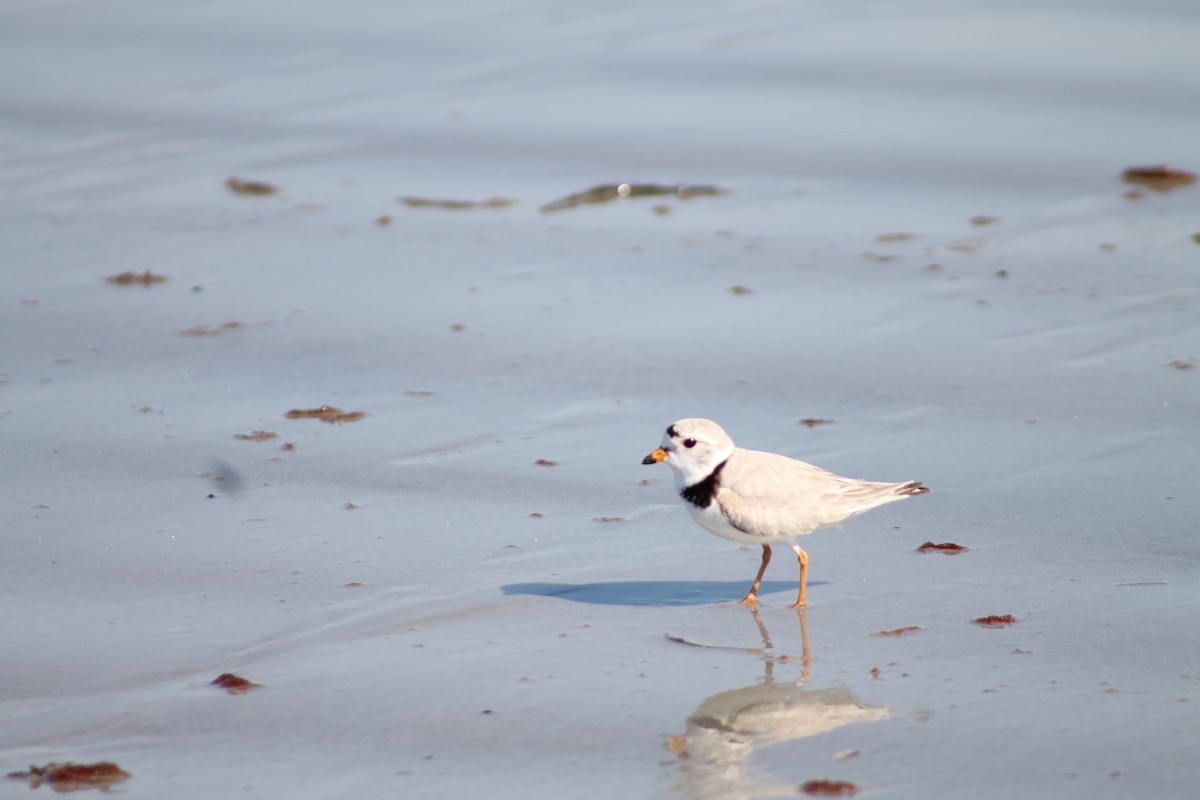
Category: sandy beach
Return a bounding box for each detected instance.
[3,1,1199,797]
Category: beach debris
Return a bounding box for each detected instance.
[375,214,393,226]
[969,215,1002,226]
[874,232,919,243]
[800,778,859,796]
[539,182,727,213]
[592,516,623,523]
[973,614,1017,628]
[226,176,278,196]
[284,406,366,424]
[1121,164,1195,192]
[234,430,278,442]
[1166,359,1194,370]
[917,541,969,554]
[106,270,166,286]
[211,672,263,694]
[872,626,922,637]
[727,285,754,295]
[534,459,559,467]
[180,321,245,336]
[799,418,835,428]
[399,196,517,210]
[7,762,131,791]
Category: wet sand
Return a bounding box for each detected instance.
[3,1,1199,797]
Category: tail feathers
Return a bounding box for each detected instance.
[898,481,930,496]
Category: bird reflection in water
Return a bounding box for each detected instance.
[668,607,888,800]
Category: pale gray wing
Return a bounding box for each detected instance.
[717,448,918,536]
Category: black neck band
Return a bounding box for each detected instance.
[680,458,728,508]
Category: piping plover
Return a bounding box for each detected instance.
[642,418,929,607]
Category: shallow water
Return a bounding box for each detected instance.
[3,1,1199,798]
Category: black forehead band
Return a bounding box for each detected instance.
[666,424,679,438]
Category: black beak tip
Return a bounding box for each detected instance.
[641,454,656,465]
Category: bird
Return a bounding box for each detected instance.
[642,418,929,607]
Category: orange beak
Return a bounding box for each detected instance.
[641,447,667,465]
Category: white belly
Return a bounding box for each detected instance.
[686,502,795,546]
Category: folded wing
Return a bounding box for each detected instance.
[716,448,925,536]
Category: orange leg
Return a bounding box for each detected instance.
[739,544,772,606]
[789,545,809,608]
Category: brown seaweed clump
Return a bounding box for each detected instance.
[1121,165,1195,192]
[226,176,279,195]
[211,672,263,694]
[973,614,1017,628]
[7,762,131,791]
[872,626,922,637]
[106,271,166,286]
[180,321,244,336]
[917,541,969,554]
[234,431,278,442]
[800,778,858,796]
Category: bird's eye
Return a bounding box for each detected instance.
[683,438,697,448]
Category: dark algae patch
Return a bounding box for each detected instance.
[399,196,517,210]
[285,406,366,424]
[540,182,727,213]
[973,614,1017,628]
[8,762,131,791]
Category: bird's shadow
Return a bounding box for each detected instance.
[502,580,823,607]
